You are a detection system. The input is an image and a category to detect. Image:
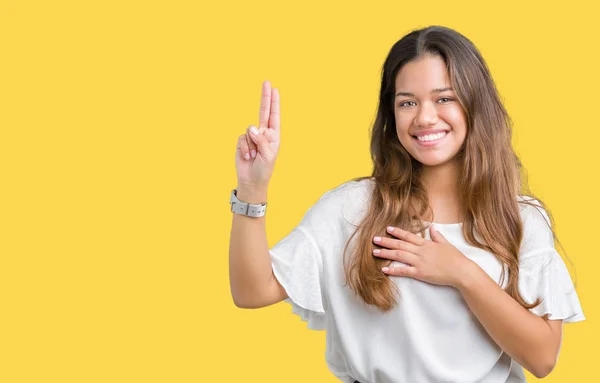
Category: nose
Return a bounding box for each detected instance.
[414,101,439,127]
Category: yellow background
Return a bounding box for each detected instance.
[0,0,597,382]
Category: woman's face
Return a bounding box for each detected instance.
[393,55,467,167]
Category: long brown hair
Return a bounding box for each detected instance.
[342,25,573,312]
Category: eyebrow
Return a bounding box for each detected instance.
[395,87,453,97]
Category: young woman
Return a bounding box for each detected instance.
[229,25,585,383]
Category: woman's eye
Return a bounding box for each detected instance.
[399,98,453,107]
[399,101,416,107]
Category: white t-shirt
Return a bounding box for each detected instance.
[269,178,585,383]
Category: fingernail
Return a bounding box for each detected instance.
[244,153,250,160]
[387,226,394,232]
[250,126,259,135]
[381,267,389,272]
[251,150,256,158]
[374,236,381,242]
[373,249,380,255]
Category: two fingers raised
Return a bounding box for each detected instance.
[238,80,280,161]
[259,81,280,133]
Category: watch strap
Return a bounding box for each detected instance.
[230,189,267,217]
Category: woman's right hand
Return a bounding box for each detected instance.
[235,80,281,190]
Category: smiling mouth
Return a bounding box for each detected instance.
[413,131,448,141]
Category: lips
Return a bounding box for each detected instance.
[412,130,450,147]
[411,129,450,138]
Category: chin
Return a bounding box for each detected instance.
[412,152,458,167]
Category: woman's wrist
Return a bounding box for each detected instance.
[235,184,268,204]
[454,259,484,292]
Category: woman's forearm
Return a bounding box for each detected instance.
[455,262,561,378]
[228,186,272,307]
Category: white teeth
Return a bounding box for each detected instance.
[417,132,447,142]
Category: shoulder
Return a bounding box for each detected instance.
[517,195,555,253]
[315,177,375,206]
[517,195,549,218]
[339,177,375,225]
[331,177,375,196]
[517,195,552,229]
[303,177,375,226]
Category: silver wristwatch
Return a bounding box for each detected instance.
[230,189,267,217]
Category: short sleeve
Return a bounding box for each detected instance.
[269,184,348,330]
[517,199,585,323]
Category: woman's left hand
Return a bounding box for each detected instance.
[373,225,474,287]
